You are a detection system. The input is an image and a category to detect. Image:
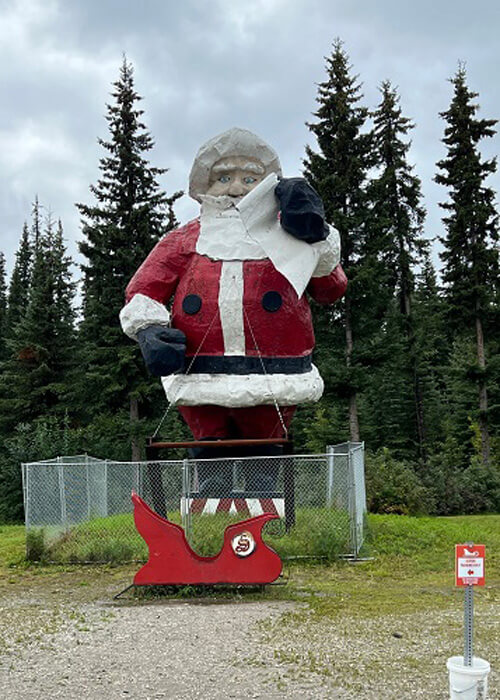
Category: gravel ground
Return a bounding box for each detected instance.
[0,574,498,699]
[0,598,348,699]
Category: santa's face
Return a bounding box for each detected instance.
[206,156,266,199]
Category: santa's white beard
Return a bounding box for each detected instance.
[197,192,268,261]
[197,174,326,298]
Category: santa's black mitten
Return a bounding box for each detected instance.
[275,177,329,244]
[137,325,186,376]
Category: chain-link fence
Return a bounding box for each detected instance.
[22,443,366,563]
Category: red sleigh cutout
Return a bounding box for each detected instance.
[132,492,282,585]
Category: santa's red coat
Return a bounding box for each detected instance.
[121,218,347,408]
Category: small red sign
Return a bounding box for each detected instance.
[455,544,485,586]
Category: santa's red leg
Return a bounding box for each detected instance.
[178,405,295,495]
[177,404,295,440]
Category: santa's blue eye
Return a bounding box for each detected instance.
[244,176,257,184]
[219,175,231,183]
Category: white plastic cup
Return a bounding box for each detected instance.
[447,656,491,699]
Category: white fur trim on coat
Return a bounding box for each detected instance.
[161,365,324,407]
[311,226,341,278]
[119,293,170,340]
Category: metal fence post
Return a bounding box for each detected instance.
[85,456,91,520]
[283,445,295,532]
[348,442,358,557]
[134,461,140,497]
[326,445,334,507]
[22,463,29,530]
[182,459,192,543]
[357,443,366,553]
[103,459,109,517]
[57,458,68,532]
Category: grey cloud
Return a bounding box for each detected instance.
[1,0,499,278]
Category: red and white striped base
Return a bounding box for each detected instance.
[181,497,284,518]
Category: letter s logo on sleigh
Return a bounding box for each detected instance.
[231,531,256,557]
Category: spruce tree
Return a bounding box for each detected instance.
[435,65,499,465]
[303,39,373,442]
[360,300,416,455]
[47,219,77,406]
[0,212,77,520]
[76,57,181,457]
[368,81,429,457]
[370,82,427,311]
[0,212,76,431]
[0,252,7,360]
[6,222,32,337]
[412,257,448,453]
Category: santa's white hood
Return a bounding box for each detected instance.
[189,127,282,202]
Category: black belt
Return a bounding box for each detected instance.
[187,354,312,375]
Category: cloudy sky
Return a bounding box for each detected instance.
[2,0,499,280]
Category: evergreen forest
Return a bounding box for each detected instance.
[1,47,499,522]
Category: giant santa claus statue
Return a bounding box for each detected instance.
[120,128,347,492]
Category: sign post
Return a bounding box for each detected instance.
[464,584,474,666]
[455,543,486,666]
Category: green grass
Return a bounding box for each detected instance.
[189,508,350,560]
[25,507,351,563]
[288,513,500,621]
[3,513,499,588]
[32,513,147,563]
[0,524,25,567]
[368,513,500,572]
[10,511,499,594]
[0,513,498,622]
